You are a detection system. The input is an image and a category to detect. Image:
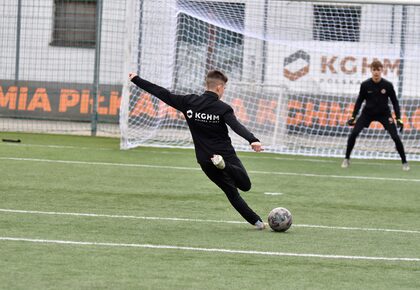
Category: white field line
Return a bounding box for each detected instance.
[0,208,242,224]
[0,237,419,262]
[264,192,284,195]
[2,142,334,162]
[1,142,416,167]
[1,156,419,183]
[1,208,419,234]
[0,157,201,171]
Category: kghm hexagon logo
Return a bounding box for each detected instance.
[283,50,310,81]
[186,109,193,119]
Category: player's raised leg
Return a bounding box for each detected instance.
[211,155,251,191]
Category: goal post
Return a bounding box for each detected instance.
[120,0,420,160]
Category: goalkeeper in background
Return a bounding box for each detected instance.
[342,60,409,171]
[129,70,267,230]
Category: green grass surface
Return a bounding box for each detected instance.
[0,132,419,289]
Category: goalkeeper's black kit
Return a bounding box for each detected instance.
[131,76,263,225]
[345,78,407,163]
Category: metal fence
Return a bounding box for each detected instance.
[0,0,127,136]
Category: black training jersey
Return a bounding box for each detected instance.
[352,78,401,119]
[131,76,259,163]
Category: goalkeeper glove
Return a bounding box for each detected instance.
[347,117,356,126]
[397,119,404,132]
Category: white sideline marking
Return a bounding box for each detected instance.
[293,224,420,234]
[1,156,419,183]
[1,237,419,262]
[249,169,420,183]
[0,157,201,171]
[0,209,244,224]
[1,209,419,234]
[264,192,284,196]
[4,143,415,167]
[2,142,417,167]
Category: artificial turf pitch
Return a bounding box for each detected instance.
[0,132,419,289]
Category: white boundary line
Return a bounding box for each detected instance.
[1,209,419,234]
[0,157,201,171]
[1,156,419,182]
[1,237,419,262]
[0,208,242,224]
[294,224,420,234]
[2,142,418,167]
[264,192,284,195]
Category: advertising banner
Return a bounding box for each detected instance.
[0,80,122,123]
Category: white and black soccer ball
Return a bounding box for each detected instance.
[268,207,292,232]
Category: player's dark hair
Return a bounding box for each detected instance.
[206,70,228,89]
[371,60,383,70]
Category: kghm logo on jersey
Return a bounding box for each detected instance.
[186,110,193,118]
[186,109,220,123]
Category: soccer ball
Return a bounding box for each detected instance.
[268,207,292,232]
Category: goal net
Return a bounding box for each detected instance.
[120,0,420,160]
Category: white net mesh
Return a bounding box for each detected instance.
[121,0,420,160]
[0,0,126,136]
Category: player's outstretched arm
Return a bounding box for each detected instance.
[129,72,186,110]
[224,111,263,152]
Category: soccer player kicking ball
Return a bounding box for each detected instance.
[342,60,410,171]
[129,70,267,230]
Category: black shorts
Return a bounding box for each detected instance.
[357,112,395,129]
